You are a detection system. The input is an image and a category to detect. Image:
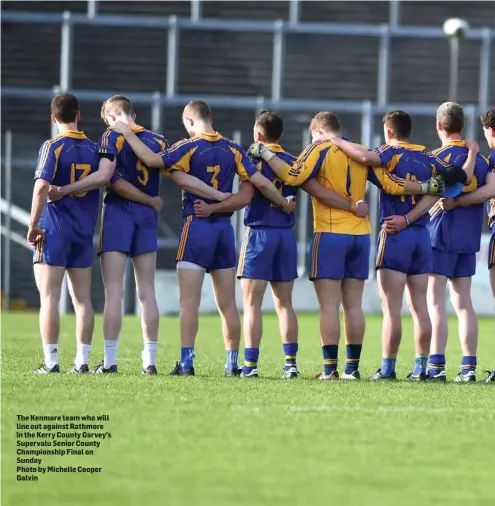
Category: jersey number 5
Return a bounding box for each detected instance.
[70,163,91,197]
[207,165,220,189]
[137,161,149,186]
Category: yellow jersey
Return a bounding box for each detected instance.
[276,140,408,234]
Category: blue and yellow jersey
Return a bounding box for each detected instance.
[34,131,99,240]
[98,126,167,207]
[427,141,489,253]
[244,144,297,228]
[372,142,451,227]
[160,132,258,219]
[275,140,407,234]
[488,150,495,230]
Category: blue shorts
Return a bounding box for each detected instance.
[431,249,476,278]
[98,204,157,258]
[489,231,495,269]
[309,232,370,280]
[33,229,94,268]
[376,226,432,275]
[177,216,236,272]
[237,227,298,282]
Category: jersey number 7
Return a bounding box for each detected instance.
[207,165,220,189]
[70,163,91,197]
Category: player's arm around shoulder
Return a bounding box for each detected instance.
[454,167,495,208]
[331,137,383,167]
[110,122,163,169]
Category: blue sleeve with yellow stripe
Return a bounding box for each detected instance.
[34,140,58,182]
[160,139,196,175]
[374,144,395,168]
[98,129,124,156]
[279,142,324,186]
[230,143,258,180]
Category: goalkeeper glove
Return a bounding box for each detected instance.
[419,175,446,195]
[247,143,276,162]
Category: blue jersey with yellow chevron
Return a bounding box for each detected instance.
[427,141,489,254]
[487,150,495,231]
[374,142,454,227]
[97,126,167,258]
[160,132,257,219]
[98,126,167,203]
[34,131,99,241]
[244,143,297,228]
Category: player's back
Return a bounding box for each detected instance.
[244,144,297,228]
[375,143,433,226]
[163,132,253,219]
[311,141,371,234]
[100,126,167,206]
[428,141,489,253]
[38,131,99,240]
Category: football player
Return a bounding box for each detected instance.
[29,93,99,373]
[110,100,294,376]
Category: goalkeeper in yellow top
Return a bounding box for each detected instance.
[247,111,448,380]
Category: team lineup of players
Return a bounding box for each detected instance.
[27,93,495,382]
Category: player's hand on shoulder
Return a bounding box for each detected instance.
[110,121,131,136]
[149,196,164,213]
[383,215,407,235]
[48,185,65,202]
[352,200,369,218]
[465,140,479,154]
[27,226,44,248]
[194,199,211,218]
[282,197,296,214]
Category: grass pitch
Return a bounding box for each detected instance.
[2,313,494,506]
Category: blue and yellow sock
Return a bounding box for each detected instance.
[322,345,338,375]
[344,344,362,374]
[381,355,397,376]
[413,353,428,375]
[225,350,239,372]
[427,354,445,377]
[243,348,259,374]
[461,355,476,375]
[180,347,195,372]
[283,343,298,371]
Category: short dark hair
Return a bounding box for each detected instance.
[255,110,283,142]
[184,100,212,123]
[437,102,465,134]
[309,112,341,134]
[383,110,412,139]
[101,95,135,121]
[51,93,79,123]
[481,107,495,129]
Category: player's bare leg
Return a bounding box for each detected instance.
[490,267,495,305]
[132,252,159,375]
[32,264,65,373]
[173,266,204,375]
[271,281,299,378]
[373,269,407,380]
[405,274,431,380]
[67,267,94,373]
[96,251,127,373]
[450,277,478,382]
[211,268,241,375]
[240,278,268,377]
[314,279,341,379]
[341,278,365,380]
[426,274,448,380]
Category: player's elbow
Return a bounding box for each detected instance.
[145,154,161,169]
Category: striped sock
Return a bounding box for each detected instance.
[322,345,338,375]
[283,342,298,371]
[243,348,259,374]
[428,354,445,377]
[344,344,362,374]
[461,355,476,375]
